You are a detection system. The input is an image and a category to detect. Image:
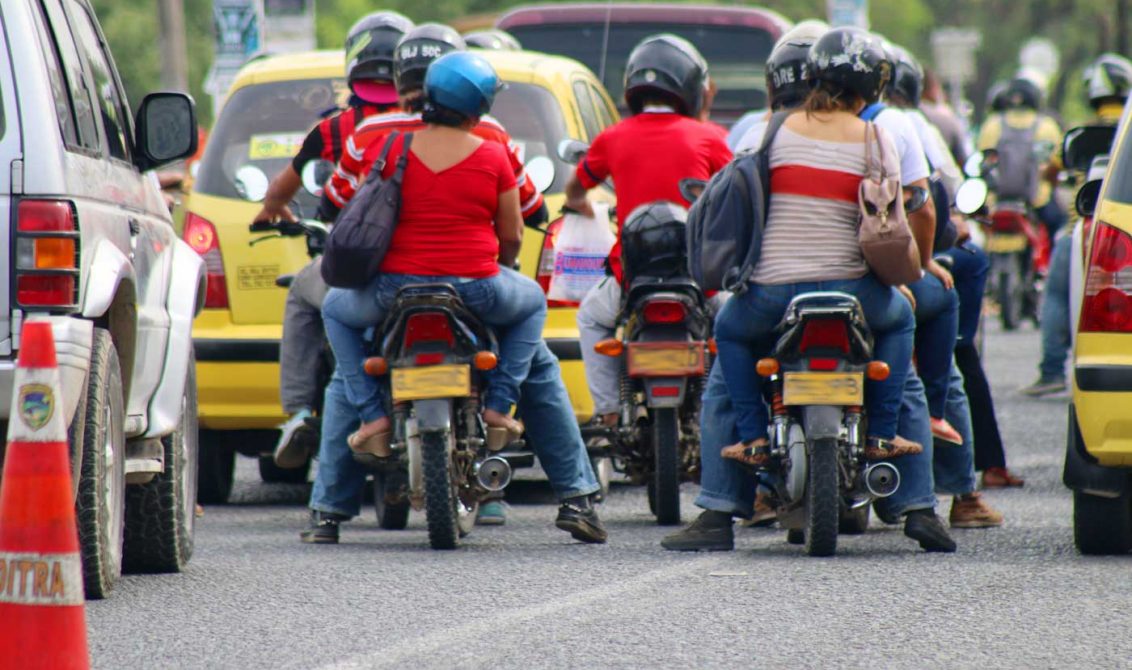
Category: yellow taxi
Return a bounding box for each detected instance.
[1065,100,1132,554]
[184,49,617,500]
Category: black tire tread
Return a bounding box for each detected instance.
[197,430,235,504]
[422,432,458,550]
[805,438,839,557]
[653,408,681,526]
[375,470,411,530]
[839,503,870,535]
[1074,489,1132,555]
[258,454,310,484]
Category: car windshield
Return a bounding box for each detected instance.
[490,82,570,193]
[195,78,346,213]
[505,23,774,121]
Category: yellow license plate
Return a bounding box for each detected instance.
[391,364,471,402]
[985,234,1028,253]
[782,372,864,406]
[627,342,705,377]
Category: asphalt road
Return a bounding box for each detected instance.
[87,323,1132,669]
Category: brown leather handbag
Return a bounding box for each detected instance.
[858,122,921,286]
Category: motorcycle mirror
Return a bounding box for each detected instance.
[301,159,334,197]
[234,165,269,202]
[904,185,930,213]
[962,152,983,178]
[955,178,989,215]
[557,138,589,165]
[1063,125,1117,173]
[1076,179,1103,218]
[678,178,708,205]
[525,155,555,193]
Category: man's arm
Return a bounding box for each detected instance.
[253,126,324,223]
[906,178,953,288]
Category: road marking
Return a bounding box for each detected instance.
[321,554,725,669]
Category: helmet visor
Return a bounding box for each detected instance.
[352,80,399,104]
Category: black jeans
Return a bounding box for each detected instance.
[955,344,1006,470]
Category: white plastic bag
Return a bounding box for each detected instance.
[547,203,615,302]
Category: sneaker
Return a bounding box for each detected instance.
[949,493,1005,528]
[476,500,508,526]
[660,511,734,551]
[982,467,1025,488]
[1020,377,1067,397]
[930,417,964,445]
[275,409,318,469]
[300,511,347,544]
[903,509,957,552]
[555,496,608,544]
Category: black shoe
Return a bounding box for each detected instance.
[555,496,608,544]
[661,511,735,552]
[300,511,347,544]
[903,509,957,553]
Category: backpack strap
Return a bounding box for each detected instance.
[756,110,791,207]
[860,102,886,122]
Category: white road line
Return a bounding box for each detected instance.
[321,554,725,669]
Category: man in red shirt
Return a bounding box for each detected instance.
[563,34,732,426]
[320,24,547,227]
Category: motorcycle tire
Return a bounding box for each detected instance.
[374,469,410,531]
[998,266,1022,331]
[804,438,839,557]
[786,529,805,545]
[838,502,870,535]
[421,430,460,550]
[652,408,681,526]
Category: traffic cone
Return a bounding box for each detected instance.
[0,321,89,669]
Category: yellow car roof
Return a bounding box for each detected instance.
[229,48,596,91]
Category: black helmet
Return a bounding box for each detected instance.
[986,80,1009,112]
[887,45,924,106]
[765,28,823,111]
[344,11,414,83]
[1004,76,1042,109]
[464,29,521,51]
[623,34,708,117]
[621,201,689,281]
[1084,53,1132,108]
[395,24,466,95]
[808,27,891,104]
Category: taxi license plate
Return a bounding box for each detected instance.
[391,364,471,402]
[627,342,705,377]
[986,234,1028,254]
[782,372,864,406]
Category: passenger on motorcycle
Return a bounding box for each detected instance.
[255,11,413,469]
[562,34,732,428]
[316,52,607,543]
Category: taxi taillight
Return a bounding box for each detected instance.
[1080,221,1132,333]
[183,212,228,309]
[15,200,79,309]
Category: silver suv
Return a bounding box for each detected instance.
[0,0,203,597]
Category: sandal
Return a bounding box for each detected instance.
[347,429,392,458]
[863,435,923,460]
[721,439,771,468]
[484,412,524,452]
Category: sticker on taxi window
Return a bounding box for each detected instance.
[248,133,305,160]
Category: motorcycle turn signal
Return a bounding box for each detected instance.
[363,357,388,376]
[756,358,780,376]
[594,339,624,357]
[866,361,890,381]
[474,351,499,371]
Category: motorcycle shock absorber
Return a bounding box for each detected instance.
[770,384,789,457]
[460,397,484,451]
[391,403,409,451]
[618,360,634,431]
[845,406,863,456]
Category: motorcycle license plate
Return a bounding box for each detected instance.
[391,364,471,402]
[782,372,864,406]
[986,234,1028,254]
[626,342,705,377]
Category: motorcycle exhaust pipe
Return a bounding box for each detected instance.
[475,456,513,492]
[863,462,900,498]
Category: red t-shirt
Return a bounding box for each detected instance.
[576,113,732,282]
[378,137,518,278]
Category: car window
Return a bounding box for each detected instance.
[589,82,615,129]
[68,1,130,161]
[490,82,571,193]
[39,0,99,151]
[30,1,74,144]
[572,81,600,140]
[1101,112,1132,206]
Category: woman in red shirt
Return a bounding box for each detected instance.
[321,52,546,453]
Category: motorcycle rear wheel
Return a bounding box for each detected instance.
[998,267,1021,331]
[422,430,460,550]
[804,438,839,557]
[652,408,681,526]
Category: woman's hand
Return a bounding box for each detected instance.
[897,284,917,311]
[926,258,954,290]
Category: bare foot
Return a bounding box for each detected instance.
[721,439,770,466]
[483,409,523,434]
[353,417,391,442]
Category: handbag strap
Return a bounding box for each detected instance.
[392,133,414,178]
[864,122,887,182]
[369,130,402,177]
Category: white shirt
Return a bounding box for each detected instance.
[733,115,771,153]
[906,108,963,196]
[872,107,930,186]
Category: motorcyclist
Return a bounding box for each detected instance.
[256,11,413,469]
[1021,53,1132,398]
[562,34,732,430]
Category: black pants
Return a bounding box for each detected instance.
[955,343,1006,470]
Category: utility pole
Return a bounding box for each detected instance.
[157,0,189,92]
[1119,0,1130,57]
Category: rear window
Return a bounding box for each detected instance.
[489,82,571,193]
[505,23,775,120]
[195,78,345,211]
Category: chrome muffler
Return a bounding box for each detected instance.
[863,462,900,498]
[475,456,513,492]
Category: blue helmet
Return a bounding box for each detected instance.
[423,52,500,118]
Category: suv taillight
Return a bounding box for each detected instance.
[183,212,228,309]
[536,217,580,308]
[15,200,79,309]
[1080,221,1132,332]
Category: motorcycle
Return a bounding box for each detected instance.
[360,284,519,549]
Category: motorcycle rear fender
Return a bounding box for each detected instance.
[801,405,843,442]
[414,398,453,434]
[644,377,686,408]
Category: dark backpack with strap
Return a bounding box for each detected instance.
[994,116,1041,202]
[320,131,412,289]
[686,111,788,292]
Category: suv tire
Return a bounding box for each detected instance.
[197,430,235,504]
[123,351,198,572]
[1074,488,1132,555]
[76,328,126,599]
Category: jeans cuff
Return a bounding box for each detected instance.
[310,503,358,519]
[886,498,936,516]
[694,490,753,519]
[484,393,517,416]
[555,485,601,501]
[358,406,385,424]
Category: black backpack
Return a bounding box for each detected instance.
[320,132,413,288]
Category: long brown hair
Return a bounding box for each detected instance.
[803,81,864,117]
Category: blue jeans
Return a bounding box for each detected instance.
[907,273,959,418]
[694,362,938,518]
[1036,199,1067,238]
[1039,233,1072,381]
[934,362,977,495]
[942,244,989,346]
[309,342,599,517]
[713,275,914,442]
[321,267,547,422]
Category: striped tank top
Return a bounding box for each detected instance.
[751,126,871,285]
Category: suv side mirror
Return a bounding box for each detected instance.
[134,92,198,172]
[1076,179,1103,218]
[1063,125,1117,173]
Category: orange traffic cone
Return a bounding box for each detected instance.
[0,321,89,669]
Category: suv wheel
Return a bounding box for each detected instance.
[197,430,235,504]
[76,328,126,599]
[1074,487,1132,555]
